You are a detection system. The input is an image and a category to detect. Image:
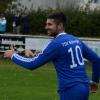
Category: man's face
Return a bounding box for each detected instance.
[45,18,59,37]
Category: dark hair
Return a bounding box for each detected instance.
[47,12,66,27]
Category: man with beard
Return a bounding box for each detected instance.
[4,12,100,100]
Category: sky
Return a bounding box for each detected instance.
[14,0,100,11]
[18,0,78,10]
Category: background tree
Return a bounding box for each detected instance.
[0,0,16,13]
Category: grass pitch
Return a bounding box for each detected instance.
[0,59,100,100]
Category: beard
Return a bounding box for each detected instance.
[47,30,58,37]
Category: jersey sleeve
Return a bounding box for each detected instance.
[82,42,100,83]
[11,41,59,70]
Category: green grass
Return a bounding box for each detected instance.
[0,59,100,100]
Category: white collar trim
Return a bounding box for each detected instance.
[57,32,66,37]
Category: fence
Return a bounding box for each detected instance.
[0,34,100,57]
[81,37,100,57]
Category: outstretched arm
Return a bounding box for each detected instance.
[4,41,59,70]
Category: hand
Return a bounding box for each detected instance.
[24,49,36,57]
[90,81,98,93]
[4,50,15,58]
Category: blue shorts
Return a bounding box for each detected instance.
[59,83,90,100]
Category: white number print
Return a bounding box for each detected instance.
[68,45,84,69]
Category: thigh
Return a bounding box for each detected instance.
[59,84,90,100]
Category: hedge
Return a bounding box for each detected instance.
[5,7,100,37]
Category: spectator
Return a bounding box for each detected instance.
[21,13,31,35]
[0,13,7,33]
[13,12,21,34]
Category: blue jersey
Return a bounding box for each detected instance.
[11,32,100,91]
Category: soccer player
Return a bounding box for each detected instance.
[4,12,100,100]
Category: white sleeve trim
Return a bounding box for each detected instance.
[11,53,43,62]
